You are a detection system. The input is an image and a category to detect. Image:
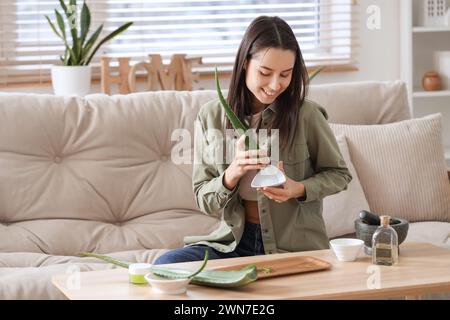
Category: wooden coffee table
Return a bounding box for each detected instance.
[52,242,450,300]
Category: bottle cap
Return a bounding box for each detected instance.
[380,215,390,226]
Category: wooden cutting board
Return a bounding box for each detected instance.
[212,256,332,279]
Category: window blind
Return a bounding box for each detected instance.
[0,0,359,86]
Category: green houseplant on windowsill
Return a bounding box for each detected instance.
[45,0,133,96]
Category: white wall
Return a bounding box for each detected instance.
[314,0,400,84]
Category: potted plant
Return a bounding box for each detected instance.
[45,0,133,96]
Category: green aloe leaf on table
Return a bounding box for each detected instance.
[151,264,258,288]
[79,250,257,288]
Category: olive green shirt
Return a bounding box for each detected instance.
[184,98,352,254]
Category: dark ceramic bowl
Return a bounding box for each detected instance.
[354,218,409,255]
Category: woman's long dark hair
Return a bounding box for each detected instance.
[227,16,309,151]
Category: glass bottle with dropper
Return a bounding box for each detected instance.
[372,215,399,266]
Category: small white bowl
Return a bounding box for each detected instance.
[329,238,364,262]
[251,164,286,188]
[144,273,191,295]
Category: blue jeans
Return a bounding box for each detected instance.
[153,221,265,265]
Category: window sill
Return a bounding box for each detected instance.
[0,65,358,90]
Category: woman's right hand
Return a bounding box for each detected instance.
[223,134,271,190]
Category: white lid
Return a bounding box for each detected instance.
[128,263,152,275]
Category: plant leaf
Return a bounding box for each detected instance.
[79,250,257,288]
[215,67,260,150]
[56,1,76,65]
[63,48,70,65]
[58,0,68,14]
[80,24,103,65]
[186,250,208,279]
[61,39,76,66]
[309,66,325,81]
[214,67,247,133]
[79,252,131,269]
[84,22,133,65]
[151,265,258,288]
[62,0,79,65]
[80,1,90,46]
[49,10,76,66]
[54,10,66,40]
[45,15,62,39]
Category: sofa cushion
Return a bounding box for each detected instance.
[0,91,219,255]
[308,80,411,124]
[0,213,218,256]
[0,249,170,299]
[323,135,370,238]
[405,222,450,249]
[330,113,450,223]
[0,83,411,256]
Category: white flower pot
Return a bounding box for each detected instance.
[51,65,92,96]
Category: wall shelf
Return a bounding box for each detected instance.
[401,0,450,166]
[413,26,450,33]
[413,90,450,98]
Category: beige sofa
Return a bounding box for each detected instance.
[0,81,449,299]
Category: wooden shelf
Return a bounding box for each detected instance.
[413,90,450,98]
[413,26,450,33]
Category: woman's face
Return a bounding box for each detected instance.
[245,47,296,111]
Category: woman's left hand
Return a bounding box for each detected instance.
[257,161,306,203]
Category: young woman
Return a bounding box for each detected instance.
[154,16,352,265]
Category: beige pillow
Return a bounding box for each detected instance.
[330,113,450,223]
[322,135,370,238]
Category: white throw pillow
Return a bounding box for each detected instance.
[330,113,450,223]
[323,135,370,238]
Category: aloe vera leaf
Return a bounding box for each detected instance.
[186,250,208,279]
[78,252,131,269]
[151,265,258,288]
[214,67,247,133]
[79,251,256,288]
[148,250,208,280]
[309,66,325,81]
[215,67,260,150]
[192,270,257,288]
